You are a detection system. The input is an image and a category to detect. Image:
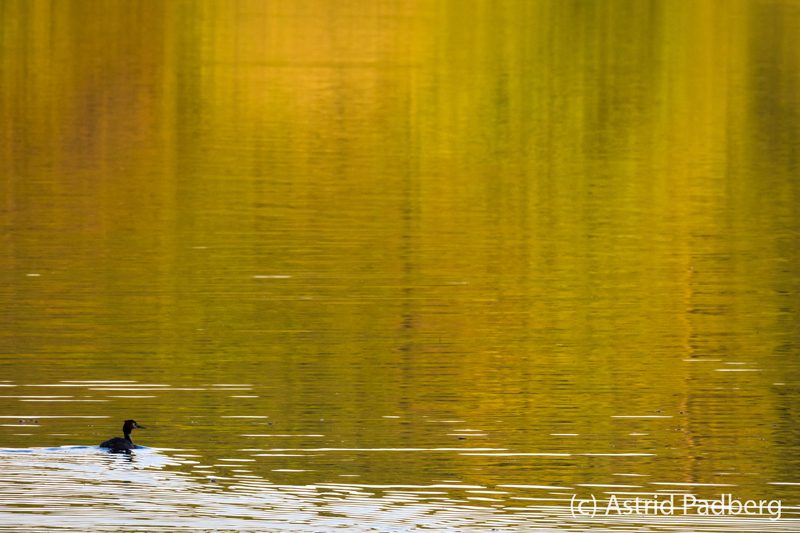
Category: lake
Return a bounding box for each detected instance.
[1,0,799,530]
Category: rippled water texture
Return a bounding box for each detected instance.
[1,0,800,531]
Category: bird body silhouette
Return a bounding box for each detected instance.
[99,419,145,453]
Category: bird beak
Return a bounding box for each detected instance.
[135,423,146,429]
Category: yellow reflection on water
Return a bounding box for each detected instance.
[1,0,799,516]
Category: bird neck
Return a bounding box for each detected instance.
[124,433,133,443]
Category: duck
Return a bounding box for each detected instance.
[99,419,145,453]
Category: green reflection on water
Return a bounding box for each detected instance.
[1,0,799,502]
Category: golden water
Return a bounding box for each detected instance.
[1,1,799,530]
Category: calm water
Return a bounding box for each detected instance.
[1,0,800,530]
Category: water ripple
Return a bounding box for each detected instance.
[1,448,798,531]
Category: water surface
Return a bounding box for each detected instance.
[1,0,799,530]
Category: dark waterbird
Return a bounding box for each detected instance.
[99,419,145,453]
